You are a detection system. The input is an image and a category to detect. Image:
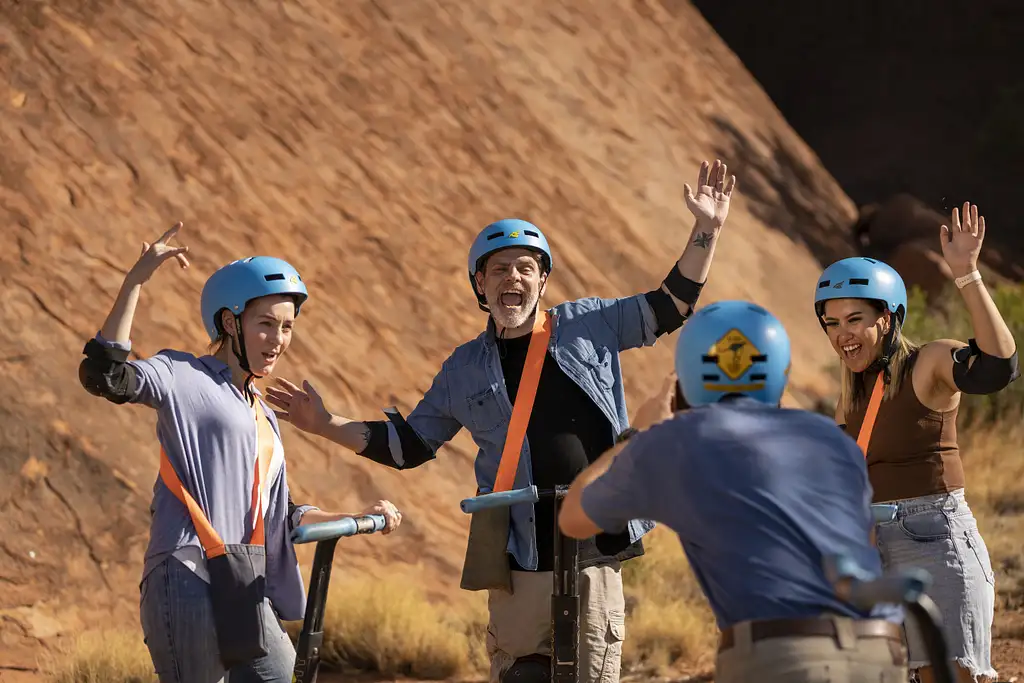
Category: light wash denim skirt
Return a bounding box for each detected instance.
[875,488,997,679]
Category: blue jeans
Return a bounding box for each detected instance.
[875,489,996,680]
[139,557,296,683]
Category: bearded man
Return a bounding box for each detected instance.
[267,159,738,683]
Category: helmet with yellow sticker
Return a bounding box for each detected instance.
[200,256,308,342]
[675,300,792,407]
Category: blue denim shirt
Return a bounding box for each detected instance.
[392,294,660,570]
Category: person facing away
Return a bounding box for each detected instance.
[558,300,909,683]
[77,222,402,683]
[814,203,1019,683]
[265,159,739,683]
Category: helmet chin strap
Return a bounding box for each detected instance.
[866,318,900,386]
[230,314,258,406]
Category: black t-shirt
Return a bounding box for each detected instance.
[496,332,644,572]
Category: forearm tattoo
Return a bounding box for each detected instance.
[692,231,714,249]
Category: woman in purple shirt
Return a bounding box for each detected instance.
[79,222,402,683]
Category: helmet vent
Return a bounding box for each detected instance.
[702,374,719,381]
[486,231,505,241]
[264,273,286,281]
[750,373,767,381]
[818,280,831,288]
[850,277,869,286]
[524,230,540,238]
[751,354,768,363]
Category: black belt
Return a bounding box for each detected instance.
[718,616,903,652]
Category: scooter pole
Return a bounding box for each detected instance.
[290,514,389,683]
[461,485,581,683]
[551,486,579,683]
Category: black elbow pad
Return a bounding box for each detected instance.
[644,288,687,337]
[951,339,1021,395]
[384,407,436,469]
[358,421,398,468]
[357,413,436,470]
[79,339,137,404]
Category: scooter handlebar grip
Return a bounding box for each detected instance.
[871,503,898,524]
[290,514,388,544]
[846,571,931,609]
[824,554,932,608]
[460,485,540,513]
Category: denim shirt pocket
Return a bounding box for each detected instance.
[582,346,616,391]
[465,386,505,433]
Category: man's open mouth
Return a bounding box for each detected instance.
[500,291,524,307]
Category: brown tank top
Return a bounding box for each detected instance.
[842,351,964,502]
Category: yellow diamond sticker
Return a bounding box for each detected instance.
[710,328,760,381]
[509,231,520,238]
[288,275,299,285]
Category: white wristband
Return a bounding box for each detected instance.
[954,270,982,290]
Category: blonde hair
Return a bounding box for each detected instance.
[836,308,920,418]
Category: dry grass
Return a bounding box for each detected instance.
[303,575,488,679]
[959,422,1024,629]
[41,630,156,683]
[620,528,718,676]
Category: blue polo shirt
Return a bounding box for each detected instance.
[580,397,902,629]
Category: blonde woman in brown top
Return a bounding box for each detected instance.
[813,203,1019,683]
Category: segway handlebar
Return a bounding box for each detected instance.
[460,485,569,514]
[823,554,931,607]
[823,554,956,683]
[291,514,387,545]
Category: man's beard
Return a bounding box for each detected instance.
[488,288,539,331]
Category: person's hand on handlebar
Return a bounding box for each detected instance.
[361,499,403,534]
[296,500,403,534]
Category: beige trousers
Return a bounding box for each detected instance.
[486,560,625,683]
[715,617,909,683]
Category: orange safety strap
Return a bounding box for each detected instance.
[159,402,276,558]
[491,310,552,493]
[856,373,885,458]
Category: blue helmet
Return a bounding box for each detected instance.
[813,257,907,329]
[200,256,309,341]
[467,219,553,307]
[675,300,792,407]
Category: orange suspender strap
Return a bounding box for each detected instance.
[491,311,553,493]
[249,405,275,545]
[856,374,885,458]
[159,403,276,558]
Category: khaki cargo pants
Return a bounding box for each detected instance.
[715,617,909,683]
[486,559,625,683]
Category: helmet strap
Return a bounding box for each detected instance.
[230,314,257,405]
[877,317,900,386]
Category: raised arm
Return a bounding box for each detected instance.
[642,159,737,336]
[79,222,190,408]
[916,203,1019,399]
